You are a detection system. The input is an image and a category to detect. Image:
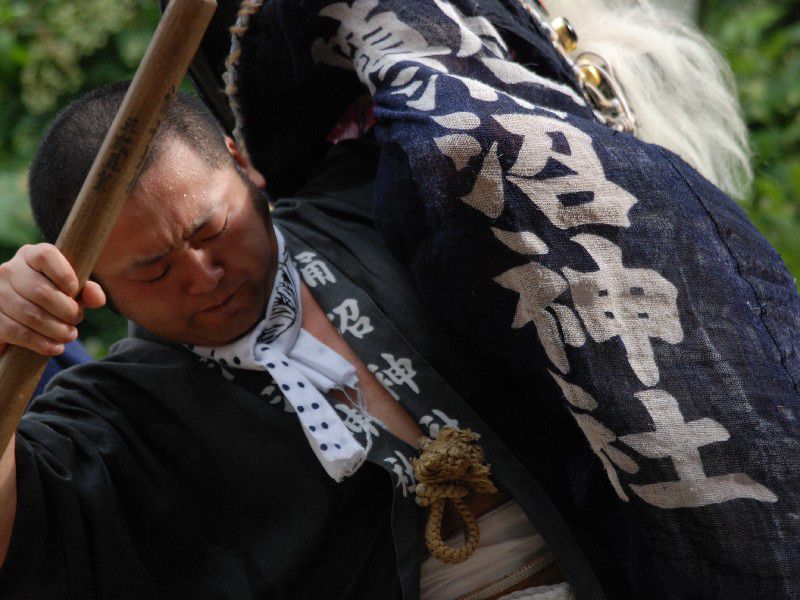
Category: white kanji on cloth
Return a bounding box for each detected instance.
[419,409,460,439]
[619,389,778,508]
[313,0,579,116]
[384,450,417,497]
[368,353,420,398]
[551,372,639,501]
[335,402,381,440]
[460,141,505,218]
[434,133,482,172]
[294,251,337,288]
[327,298,375,339]
[432,0,507,58]
[495,261,586,373]
[563,234,683,386]
[493,113,637,229]
[310,0,450,93]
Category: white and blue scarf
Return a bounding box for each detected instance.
[192,228,367,482]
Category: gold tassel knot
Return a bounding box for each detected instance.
[412,427,498,565]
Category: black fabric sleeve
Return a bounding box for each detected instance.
[0,360,167,599]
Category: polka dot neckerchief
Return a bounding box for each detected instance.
[191,228,368,482]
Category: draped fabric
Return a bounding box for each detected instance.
[32,340,92,400]
[232,1,800,597]
[2,141,601,599]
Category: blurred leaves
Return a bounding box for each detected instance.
[701,0,800,281]
[0,0,160,356]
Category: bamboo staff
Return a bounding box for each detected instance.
[0,0,218,451]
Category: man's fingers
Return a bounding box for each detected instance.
[78,281,106,310]
[0,314,65,356]
[20,244,80,297]
[0,243,85,355]
[2,295,78,344]
[10,271,82,326]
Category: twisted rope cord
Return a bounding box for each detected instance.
[223,0,265,161]
[413,427,498,564]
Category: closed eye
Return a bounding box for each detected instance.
[141,265,171,284]
[202,214,229,242]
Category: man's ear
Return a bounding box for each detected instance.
[225,136,267,189]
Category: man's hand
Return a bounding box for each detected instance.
[0,244,106,357]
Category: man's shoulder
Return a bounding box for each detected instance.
[73,336,193,375]
[31,336,200,412]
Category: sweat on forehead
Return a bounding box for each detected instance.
[28,80,232,246]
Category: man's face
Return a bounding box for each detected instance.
[94,138,276,347]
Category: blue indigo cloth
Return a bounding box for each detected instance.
[233,0,800,598]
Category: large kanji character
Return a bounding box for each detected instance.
[619,390,777,509]
[384,450,417,497]
[551,372,639,501]
[493,113,637,229]
[563,234,683,386]
[295,251,337,288]
[311,0,450,93]
[495,261,585,373]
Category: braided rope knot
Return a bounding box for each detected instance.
[412,427,498,564]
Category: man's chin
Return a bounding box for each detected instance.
[185,289,266,347]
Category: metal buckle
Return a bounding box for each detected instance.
[536,9,637,134]
[575,51,636,133]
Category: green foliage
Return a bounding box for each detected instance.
[701,0,800,282]
[0,0,161,356]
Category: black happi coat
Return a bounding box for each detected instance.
[0,141,603,600]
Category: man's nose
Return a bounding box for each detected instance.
[183,248,224,295]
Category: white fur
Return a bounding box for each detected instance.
[540,0,752,200]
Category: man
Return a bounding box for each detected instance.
[0,83,596,599]
[3,0,799,597]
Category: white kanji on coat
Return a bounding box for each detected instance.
[335,402,381,440]
[493,113,637,229]
[419,409,460,439]
[327,298,375,339]
[550,372,639,501]
[310,0,450,93]
[294,251,336,288]
[461,142,505,218]
[432,0,507,58]
[368,353,420,398]
[367,365,399,400]
[495,261,586,373]
[563,234,683,386]
[619,390,778,508]
[384,450,417,497]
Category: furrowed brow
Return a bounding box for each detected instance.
[127,212,215,271]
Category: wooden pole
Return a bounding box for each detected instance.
[0,0,217,451]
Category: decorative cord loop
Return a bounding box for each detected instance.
[412,427,498,564]
[223,0,266,161]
